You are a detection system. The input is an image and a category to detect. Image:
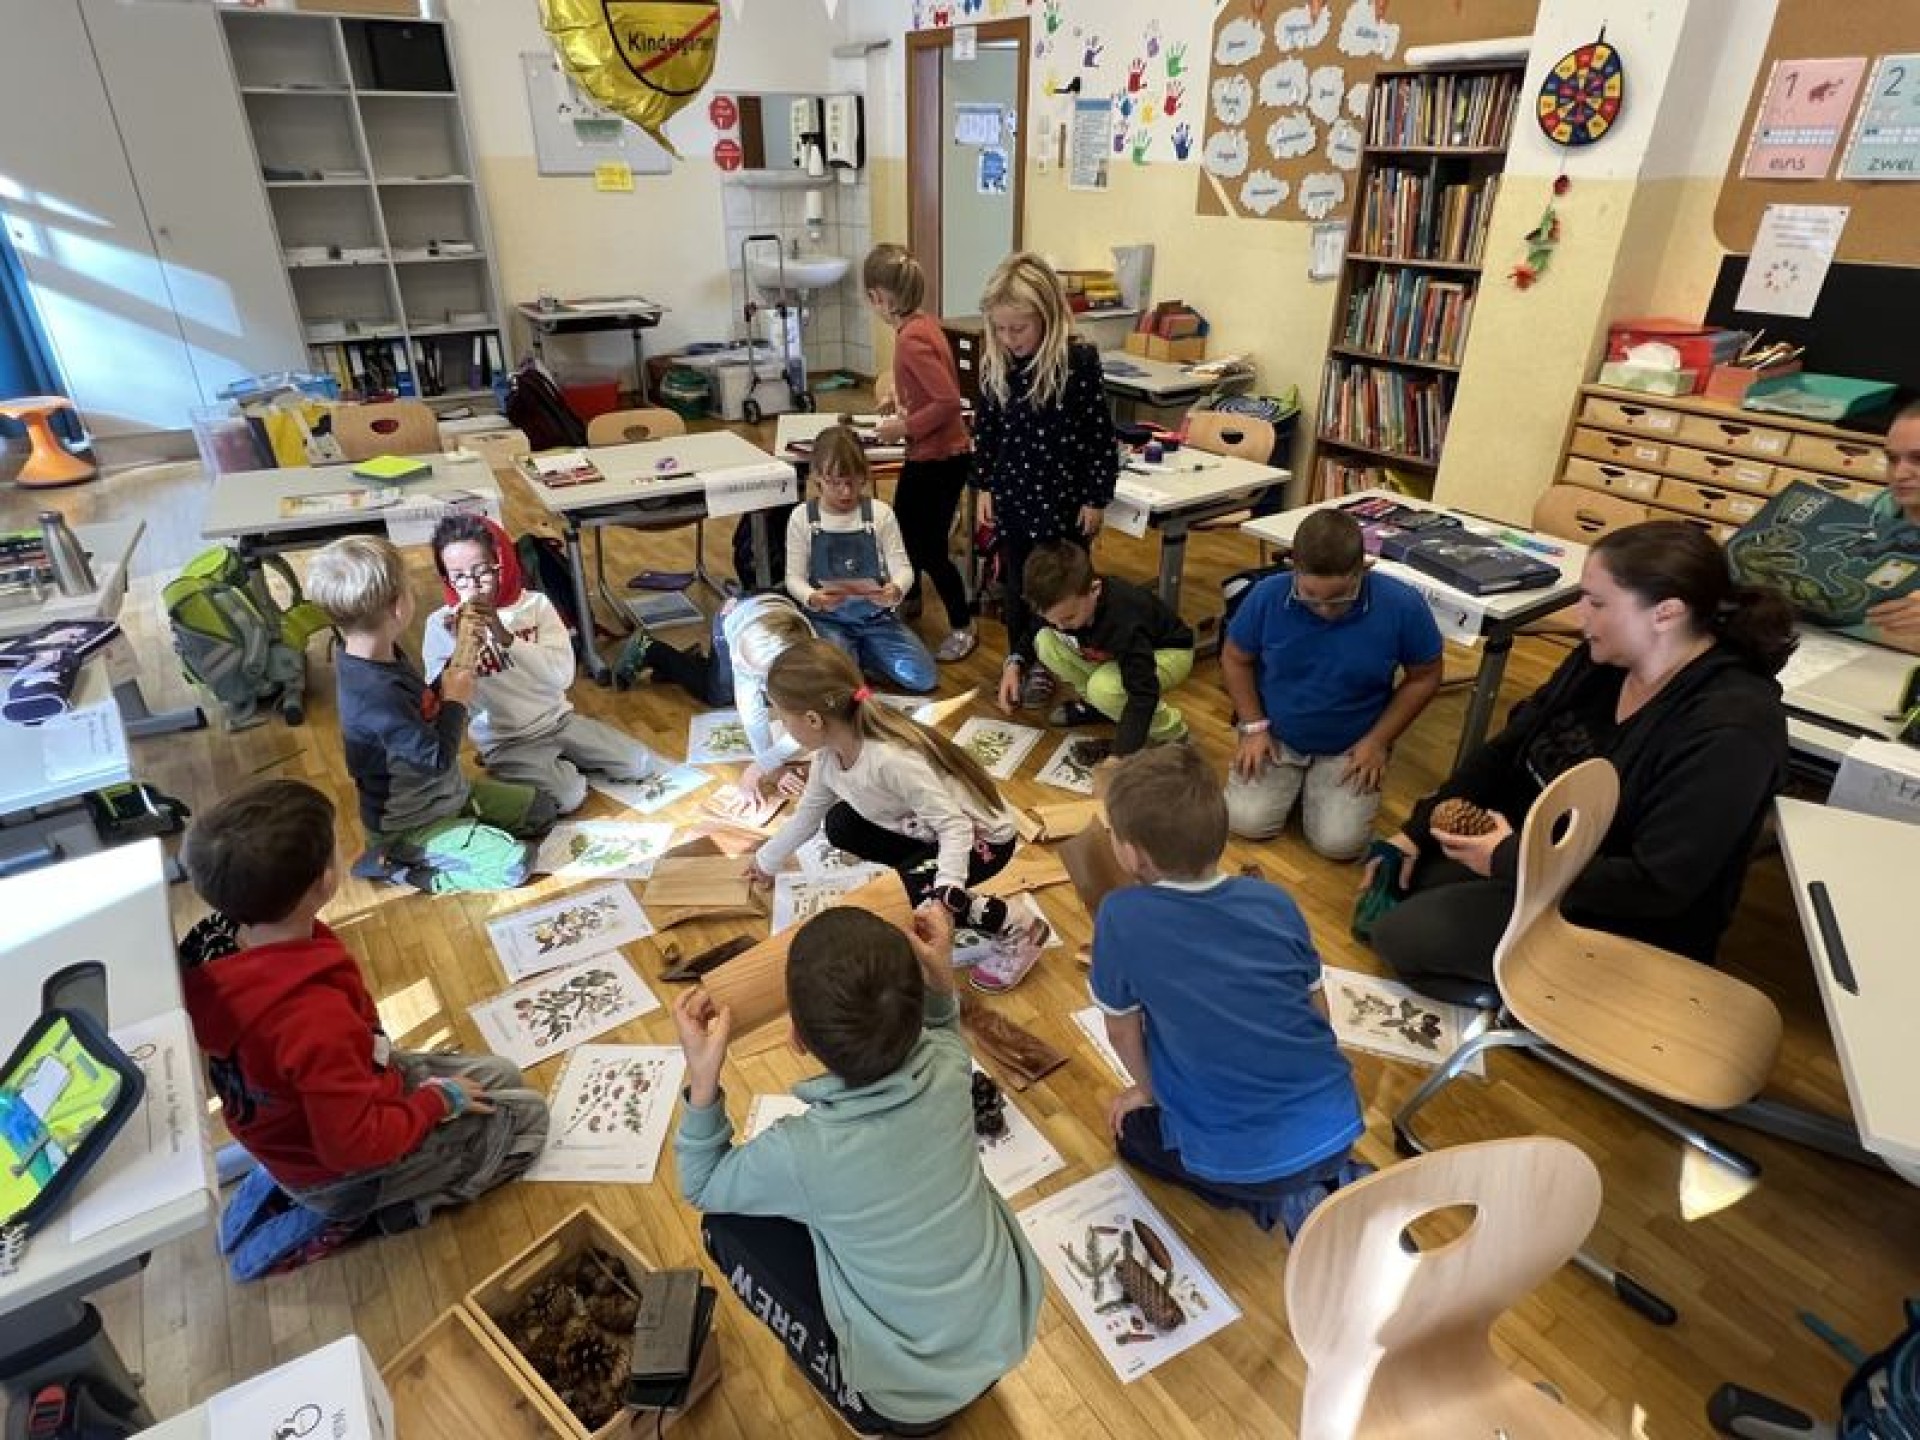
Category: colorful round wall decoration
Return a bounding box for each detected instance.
[1536,31,1625,147]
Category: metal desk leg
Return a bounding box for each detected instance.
[566,523,612,685]
[1455,628,1513,768]
[749,511,773,593]
[630,325,650,405]
[1154,520,1188,615]
[113,677,205,740]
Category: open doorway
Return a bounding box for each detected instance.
[905,19,1029,319]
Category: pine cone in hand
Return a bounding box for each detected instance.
[1430,798,1498,836]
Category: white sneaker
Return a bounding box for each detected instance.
[935,628,978,663]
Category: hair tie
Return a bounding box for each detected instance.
[852,685,872,705]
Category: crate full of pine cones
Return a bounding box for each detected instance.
[468,1205,721,1438]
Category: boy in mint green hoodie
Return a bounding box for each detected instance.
[673,904,1042,1434]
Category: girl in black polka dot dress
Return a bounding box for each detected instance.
[973,252,1118,713]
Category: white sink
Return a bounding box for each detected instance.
[747,252,850,294]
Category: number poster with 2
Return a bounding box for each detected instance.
[1840,54,1920,180]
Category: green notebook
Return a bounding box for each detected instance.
[351,454,432,483]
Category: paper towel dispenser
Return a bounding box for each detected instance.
[730,92,863,173]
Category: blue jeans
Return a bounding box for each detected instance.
[1117,1106,1366,1236]
[812,606,938,693]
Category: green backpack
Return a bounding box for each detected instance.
[162,547,333,729]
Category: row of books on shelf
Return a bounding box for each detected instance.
[1354,168,1499,265]
[1319,358,1447,464]
[307,333,504,401]
[1342,271,1477,365]
[1367,69,1522,150]
[1309,456,1425,503]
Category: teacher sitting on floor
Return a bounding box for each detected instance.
[1367,520,1796,1000]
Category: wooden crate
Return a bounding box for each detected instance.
[468,1206,720,1439]
[382,1306,570,1440]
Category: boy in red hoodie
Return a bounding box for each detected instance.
[179,779,548,1232]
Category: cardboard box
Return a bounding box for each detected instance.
[468,1206,721,1439]
[1703,358,1803,404]
[209,1336,394,1440]
[1146,335,1206,363]
[383,1308,571,1440]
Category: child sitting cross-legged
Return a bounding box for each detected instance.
[421,514,668,816]
[1014,540,1195,756]
[673,902,1043,1436]
[753,640,1045,992]
[1091,746,1371,1236]
[180,779,549,1237]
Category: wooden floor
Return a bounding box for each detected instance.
[11,403,1917,1438]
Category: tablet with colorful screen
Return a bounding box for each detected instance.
[0,1009,144,1233]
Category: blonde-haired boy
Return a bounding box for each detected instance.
[307,535,551,893]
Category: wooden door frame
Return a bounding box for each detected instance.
[905,18,1029,320]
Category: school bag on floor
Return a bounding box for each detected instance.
[503,359,587,451]
[162,546,333,730]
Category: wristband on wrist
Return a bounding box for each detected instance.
[1236,718,1271,736]
[434,1078,467,1118]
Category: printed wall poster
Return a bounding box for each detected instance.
[1840,54,1920,180]
[1734,203,1850,318]
[1741,57,1867,180]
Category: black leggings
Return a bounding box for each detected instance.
[1370,855,1515,1004]
[893,454,973,630]
[824,803,1014,917]
[642,612,736,707]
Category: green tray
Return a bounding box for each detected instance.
[1741,372,1897,422]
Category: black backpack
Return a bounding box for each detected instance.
[504,360,587,451]
[515,532,588,658]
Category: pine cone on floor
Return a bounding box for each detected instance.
[1430,798,1498,836]
[971,1070,1008,1138]
[1115,1250,1186,1332]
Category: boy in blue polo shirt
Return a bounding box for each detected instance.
[1090,746,1368,1236]
[1220,508,1443,859]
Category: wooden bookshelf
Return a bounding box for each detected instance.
[1309,62,1523,504]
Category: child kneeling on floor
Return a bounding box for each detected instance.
[422,514,667,816]
[753,640,1045,992]
[1092,746,1369,1235]
[307,534,551,892]
[673,902,1043,1436]
[1016,540,1193,756]
[180,779,549,1236]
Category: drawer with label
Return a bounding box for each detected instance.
[1657,477,1768,524]
[1663,444,1779,495]
[1562,455,1661,499]
[1674,413,1793,458]
[1785,432,1887,479]
[1581,396,1682,436]
[1568,426,1670,470]
[1772,469,1884,504]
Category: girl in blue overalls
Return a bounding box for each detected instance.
[783,425,938,694]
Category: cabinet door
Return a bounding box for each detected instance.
[0,0,200,436]
[81,0,303,400]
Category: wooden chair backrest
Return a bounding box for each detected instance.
[1531,486,1648,544]
[1490,758,1618,994]
[332,400,439,462]
[586,407,687,446]
[1185,409,1276,462]
[1285,1137,1607,1440]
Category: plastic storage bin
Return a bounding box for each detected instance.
[1742,373,1898,423]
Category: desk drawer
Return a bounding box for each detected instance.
[1581,395,1683,436]
[1562,455,1662,499]
[1675,412,1793,458]
[1664,444,1779,495]
[1657,477,1769,524]
[1786,432,1888,478]
[1772,468,1884,504]
[1568,426,1671,470]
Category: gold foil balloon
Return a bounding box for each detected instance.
[539,0,722,157]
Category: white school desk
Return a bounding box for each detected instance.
[0,521,203,739]
[773,411,907,469]
[0,842,215,1424]
[516,296,665,404]
[201,452,501,558]
[1768,798,1920,1185]
[1113,451,1290,614]
[527,431,796,684]
[1775,629,1914,769]
[0,661,128,815]
[1098,350,1212,424]
[1244,490,1588,768]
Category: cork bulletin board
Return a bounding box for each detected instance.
[1716,0,1920,266]
[1193,0,1539,223]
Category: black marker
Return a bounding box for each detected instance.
[1808,881,1858,995]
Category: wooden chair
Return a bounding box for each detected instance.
[331,400,439,462]
[1285,1137,1612,1440]
[1185,409,1276,462]
[1393,758,1784,1324]
[582,407,722,603]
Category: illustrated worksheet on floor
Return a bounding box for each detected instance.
[686,710,754,764]
[469,956,659,1069]
[533,822,676,882]
[1322,964,1486,1075]
[591,764,712,815]
[952,716,1042,780]
[770,866,890,933]
[486,881,655,983]
[1019,1167,1240,1382]
[1070,1005,1133,1086]
[525,1045,685,1184]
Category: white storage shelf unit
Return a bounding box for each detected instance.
[223,7,506,405]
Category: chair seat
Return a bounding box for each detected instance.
[1502,921,1782,1110]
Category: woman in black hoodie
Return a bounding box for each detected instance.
[1368,520,1796,999]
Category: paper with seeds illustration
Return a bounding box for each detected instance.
[1323,964,1485,1075]
[487,882,655,982]
[591,764,713,815]
[686,710,754,764]
[1034,735,1109,794]
[470,956,660,1069]
[952,716,1042,779]
[770,867,891,933]
[533,822,676,882]
[1020,1167,1240,1381]
[525,1044,685,1184]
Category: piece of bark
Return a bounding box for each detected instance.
[658,934,757,983]
[644,854,758,910]
[959,993,1068,1091]
[977,848,1070,898]
[1058,819,1131,922]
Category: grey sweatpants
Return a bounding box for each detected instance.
[289,1050,548,1230]
[482,713,664,814]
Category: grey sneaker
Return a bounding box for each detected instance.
[934,628,978,663]
[1048,699,1103,728]
[1019,665,1056,709]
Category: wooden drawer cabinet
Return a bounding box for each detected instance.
[1563,455,1661,499]
[1675,412,1793,458]
[1786,432,1887,478]
[941,317,984,405]
[1582,395,1681,435]
[1657,477,1769,524]
[1569,425,1670,469]
[1773,468,1883,504]
[1664,444,1778,495]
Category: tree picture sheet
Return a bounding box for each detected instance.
[470,955,660,1069]
[770,866,892,933]
[591,764,713,815]
[1020,1167,1240,1381]
[686,710,754,764]
[1323,964,1485,1075]
[533,822,676,882]
[486,881,655,983]
[1034,734,1107,795]
[525,1044,685,1184]
[953,716,1043,780]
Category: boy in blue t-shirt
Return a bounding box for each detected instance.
[1090,746,1369,1235]
[1221,508,1443,858]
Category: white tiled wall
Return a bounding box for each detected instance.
[720,175,874,380]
